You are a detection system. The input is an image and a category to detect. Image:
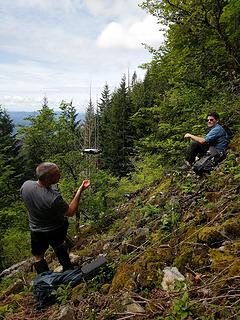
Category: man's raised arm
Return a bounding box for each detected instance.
[65,180,90,217]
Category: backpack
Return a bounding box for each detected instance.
[33,255,107,310]
[32,268,83,310]
[192,151,225,176]
[222,125,234,141]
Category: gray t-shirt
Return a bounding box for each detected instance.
[20,180,69,232]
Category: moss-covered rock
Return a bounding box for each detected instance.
[132,246,174,289]
[173,243,210,273]
[209,249,235,272]
[71,283,88,303]
[109,263,136,293]
[222,216,240,239]
[198,226,225,248]
[228,259,240,277]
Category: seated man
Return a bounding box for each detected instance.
[184,111,228,166]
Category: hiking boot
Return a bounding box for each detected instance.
[34,259,49,274]
[53,243,74,271]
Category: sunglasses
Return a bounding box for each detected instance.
[207,118,215,122]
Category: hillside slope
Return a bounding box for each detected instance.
[1,135,240,320]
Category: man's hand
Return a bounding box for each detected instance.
[184,133,205,144]
[79,180,90,192]
[66,179,91,217]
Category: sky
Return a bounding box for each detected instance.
[0,0,165,113]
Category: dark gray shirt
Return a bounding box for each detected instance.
[20,180,69,232]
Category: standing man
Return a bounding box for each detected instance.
[184,111,228,165]
[21,162,90,274]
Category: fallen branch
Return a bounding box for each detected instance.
[115,312,146,320]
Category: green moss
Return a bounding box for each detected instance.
[209,249,235,272]
[109,263,136,293]
[228,259,240,277]
[198,226,224,248]
[132,246,173,289]
[71,283,88,302]
[229,135,240,153]
[173,249,192,271]
[173,244,209,272]
[100,283,111,294]
[181,226,198,242]
[222,216,240,239]
[229,242,240,256]
[152,177,172,195]
[205,192,222,202]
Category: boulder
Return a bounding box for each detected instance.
[161,267,185,291]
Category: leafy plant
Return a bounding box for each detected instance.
[89,262,116,291]
[169,292,193,320]
[51,282,72,305]
[141,204,160,218]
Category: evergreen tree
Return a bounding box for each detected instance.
[101,76,134,176]
[97,83,112,163]
[55,100,82,152]
[0,106,16,205]
[0,107,28,270]
[42,95,49,108]
[52,100,85,183]
[82,98,96,149]
[18,105,56,170]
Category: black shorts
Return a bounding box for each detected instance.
[31,219,69,256]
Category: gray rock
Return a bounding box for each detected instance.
[161,267,185,291]
[50,305,76,320]
[69,253,80,264]
[126,303,145,314]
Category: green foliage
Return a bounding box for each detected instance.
[0,302,18,320]
[55,100,83,153]
[98,76,136,176]
[77,170,119,223]
[89,262,117,291]
[157,292,193,320]
[0,201,28,231]
[51,282,72,305]
[18,105,57,169]
[169,292,193,320]
[82,98,96,149]
[0,276,18,293]
[180,178,195,194]
[141,204,159,218]
[0,107,26,207]
[159,211,181,232]
[131,154,164,185]
[1,228,30,269]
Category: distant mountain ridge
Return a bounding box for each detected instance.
[9,111,85,128]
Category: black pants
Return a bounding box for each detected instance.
[186,141,220,165]
[31,219,73,272]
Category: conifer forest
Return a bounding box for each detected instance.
[1,1,240,319]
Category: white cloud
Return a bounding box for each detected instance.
[0,1,163,112]
[0,16,91,64]
[97,16,164,50]
[83,0,143,20]
[12,96,24,101]
[0,0,81,13]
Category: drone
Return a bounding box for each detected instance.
[82,148,101,154]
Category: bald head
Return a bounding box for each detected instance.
[36,162,60,185]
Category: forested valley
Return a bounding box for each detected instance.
[1,0,240,319]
